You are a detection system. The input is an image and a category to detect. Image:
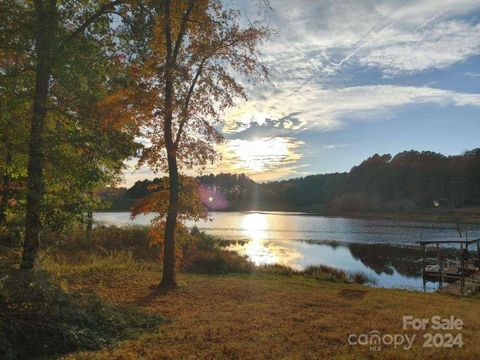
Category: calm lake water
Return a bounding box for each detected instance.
[93,211,480,291]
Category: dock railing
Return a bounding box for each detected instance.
[417,237,480,295]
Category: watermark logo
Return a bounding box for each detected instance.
[348,330,415,351]
[348,315,463,351]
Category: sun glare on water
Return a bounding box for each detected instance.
[241,213,277,265]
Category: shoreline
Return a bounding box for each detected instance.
[96,207,480,224]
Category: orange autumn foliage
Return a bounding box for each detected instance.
[130,176,208,260]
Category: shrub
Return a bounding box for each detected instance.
[348,271,375,285]
[182,229,254,274]
[254,264,300,276]
[189,228,224,250]
[0,246,21,268]
[303,265,349,282]
[183,249,253,274]
[0,268,164,360]
[0,214,25,247]
[302,265,373,284]
[42,225,159,262]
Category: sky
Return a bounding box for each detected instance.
[122,0,480,187]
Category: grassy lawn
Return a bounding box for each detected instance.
[60,266,480,360]
[3,231,480,360]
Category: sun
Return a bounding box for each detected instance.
[228,137,292,172]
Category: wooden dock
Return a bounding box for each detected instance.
[423,266,480,295]
[440,272,480,295]
[417,237,480,296]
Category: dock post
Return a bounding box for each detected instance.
[477,241,480,272]
[461,243,465,295]
[466,243,471,291]
[477,242,480,286]
[437,243,444,287]
[477,242,480,263]
[422,244,426,292]
[422,244,426,274]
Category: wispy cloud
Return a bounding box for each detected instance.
[360,21,480,75]
[246,0,480,77]
[225,85,480,133]
[226,0,480,133]
[466,72,480,78]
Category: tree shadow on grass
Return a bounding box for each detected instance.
[135,282,186,307]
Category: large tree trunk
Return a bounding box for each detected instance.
[158,0,196,288]
[159,0,178,288]
[160,151,179,288]
[21,0,55,269]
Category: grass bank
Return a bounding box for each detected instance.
[61,267,480,360]
[2,226,480,359]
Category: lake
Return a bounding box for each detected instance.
[93,211,480,291]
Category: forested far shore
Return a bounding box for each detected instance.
[100,149,480,219]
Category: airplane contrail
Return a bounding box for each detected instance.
[414,10,447,32]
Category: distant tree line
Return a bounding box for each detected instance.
[114,149,480,212]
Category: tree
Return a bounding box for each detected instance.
[0,1,32,227]
[111,0,268,288]
[2,0,133,268]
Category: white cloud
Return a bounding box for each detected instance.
[225,85,480,133]
[361,21,480,74]
[224,0,480,135]
[237,0,480,79]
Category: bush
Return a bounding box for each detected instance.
[183,229,253,274]
[348,271,376,285]
[254,264,300,276]
[0,214,25,247]
[42,225,159,262]
[183,249,253,274]
[0,269,164,360]
[302,265,373,284]
[189,227,222,250]
[303,265,349,282]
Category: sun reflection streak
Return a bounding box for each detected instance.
[241,213,278,265]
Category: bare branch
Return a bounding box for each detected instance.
[69,0,124,39]
[174,59,206,147]
[171,0,195,64]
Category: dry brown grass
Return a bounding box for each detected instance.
[60,266,480,360]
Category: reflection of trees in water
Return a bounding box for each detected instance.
[348,244,439,278]
[303,240,342,248]
[226,238,464,280]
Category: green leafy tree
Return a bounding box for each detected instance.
[1,0,139,267]
[0,2,32,227]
